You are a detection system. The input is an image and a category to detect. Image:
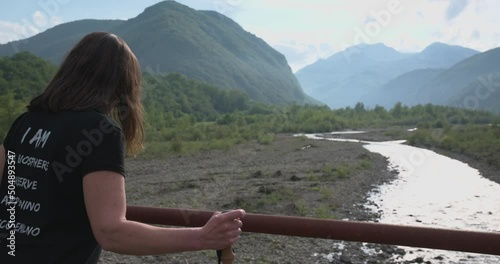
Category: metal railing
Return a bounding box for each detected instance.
[126,205,500,262]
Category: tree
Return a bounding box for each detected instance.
[0,92,25,141]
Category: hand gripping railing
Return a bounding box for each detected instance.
[126,205,500,262]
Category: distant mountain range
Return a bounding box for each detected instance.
[0,1,314,105]
[417,47,500,112]
[295,42,500,111]
[1,1,498,112]
[360,68,445,108]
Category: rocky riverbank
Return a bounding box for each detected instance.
[97,133,430,263]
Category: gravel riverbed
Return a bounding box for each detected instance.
[98,131,484,264]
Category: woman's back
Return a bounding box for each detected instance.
[0,110,125,263]
[0,32,244,264]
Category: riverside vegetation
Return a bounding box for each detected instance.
[1,52,500,170]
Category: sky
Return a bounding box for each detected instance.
[1,0,499,72]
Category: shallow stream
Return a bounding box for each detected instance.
[305,132,500,263]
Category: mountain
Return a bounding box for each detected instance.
[361,68,445,109]
[0,20,124,63]
[296,43,411,108]
[296,42,479,108]
[402,42,479,69]
[448,73,500,113]
[416,47,500,110]
[0,1,312,105]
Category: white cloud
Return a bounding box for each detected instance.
[0,21,25,36]
[470,29,480,40]
[33,11,48,28]
[272,40,338,72]
[33,10,63,28]
[426,0,500,51]
[0,20,33,44]
[446,0,470,21]
[50,16,63,26]
[0,32,17,45]
[0,10,64,44]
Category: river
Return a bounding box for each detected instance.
[304,132,500,263]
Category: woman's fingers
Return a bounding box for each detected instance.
[218,209,246,222]
[201,209,246,249]
[224,228,242,238]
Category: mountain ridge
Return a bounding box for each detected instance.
[416,47,500,107]
[0,1,313,105]
[295,42,480,108]
[361,68,446,109]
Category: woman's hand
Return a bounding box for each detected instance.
[199,209,246,250]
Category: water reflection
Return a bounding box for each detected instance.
[364,141,500,263]
[301,133,500,263]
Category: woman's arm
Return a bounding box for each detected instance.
[83,171,244,255]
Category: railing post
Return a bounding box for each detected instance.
[217,247,234,264]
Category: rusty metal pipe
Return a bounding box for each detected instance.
[126,205,500,256]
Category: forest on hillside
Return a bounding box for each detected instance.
[0,1,312,105]
[1,52,499,167]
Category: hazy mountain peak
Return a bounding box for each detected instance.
[345,42,399,54]
[350,42,391,50]
[296,41,483,108]
[421,42,478,55]
[339,42,403,62]
[424,42,451,49]
[135,0,196,22]
[144,0,187,10]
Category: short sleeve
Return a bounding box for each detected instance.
[80,116,126,177]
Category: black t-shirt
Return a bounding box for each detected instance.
[0,111,125,264]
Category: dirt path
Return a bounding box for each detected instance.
[98,134,406,263]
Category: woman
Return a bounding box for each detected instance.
[0,32,244,263]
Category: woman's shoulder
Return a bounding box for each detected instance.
[67,111,122,132]
[26,110,122,131]
[68,110,117,124]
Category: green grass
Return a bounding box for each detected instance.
[307,160,375,182]
[257,132,275,145]
[356,158,373,170]
[306,171,320,181]
[294,200,309,216]
[408,125,500,168]
[321,164,351,180]
[319,187,333,200]
[314,205,336,219]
